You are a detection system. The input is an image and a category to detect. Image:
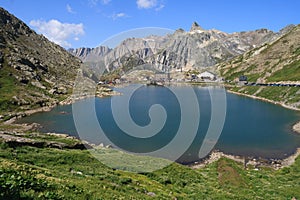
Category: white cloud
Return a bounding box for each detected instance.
[89,0,111,6]
[89,0,99,7]
[102,0,111,4]
[136,0,157,9]
[155,4,165,11]
[30,19,84,48]
[111,12,128,20]
[66,4,75,14]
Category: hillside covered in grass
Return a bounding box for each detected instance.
[219,25,300,108]
[0,132,300,199]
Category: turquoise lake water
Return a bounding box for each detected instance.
[16,85,300,163]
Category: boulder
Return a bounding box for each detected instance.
[31,81,46,89]
[57,86,67,94]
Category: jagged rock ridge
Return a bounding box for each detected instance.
[69,22,279,74]
[69,46,112,62]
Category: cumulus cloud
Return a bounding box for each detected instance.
[111,12,128,20]
[30,19,84,48]
[66,4,75,14]
[136,0,157,9]
[136,0,164,10]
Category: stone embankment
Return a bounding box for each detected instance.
[190,148,300,170]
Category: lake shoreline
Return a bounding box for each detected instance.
[1,127,299,170]
[189,148,300,170]
[2,84,300,171]
[227,89,300,112]
[1,85,122,125]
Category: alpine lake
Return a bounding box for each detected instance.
[16,84,300,164]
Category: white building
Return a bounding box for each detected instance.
[198,71,216,81]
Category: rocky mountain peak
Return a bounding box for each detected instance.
[174,28,185,35]
[279,24,296,35]
[190,21,204,32]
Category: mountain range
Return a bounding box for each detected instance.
[69,21,287,75]
[0,6,300,114]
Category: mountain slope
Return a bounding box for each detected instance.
[219,24,299,83]
[0,7,82,115]
[219,24,300,108]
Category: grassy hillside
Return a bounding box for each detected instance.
[219,25,300,108]
[0,132,300,199]
[219,25,300,83]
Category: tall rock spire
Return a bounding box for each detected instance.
[190,21,204,32]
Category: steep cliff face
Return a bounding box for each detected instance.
[70,22,278,74]
[0,7,82,113]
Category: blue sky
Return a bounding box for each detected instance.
[1,0,300,48]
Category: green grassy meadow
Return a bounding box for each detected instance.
[0,133,300,200]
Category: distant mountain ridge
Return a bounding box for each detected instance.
[69,46,112,63]
[69,22,281,74]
